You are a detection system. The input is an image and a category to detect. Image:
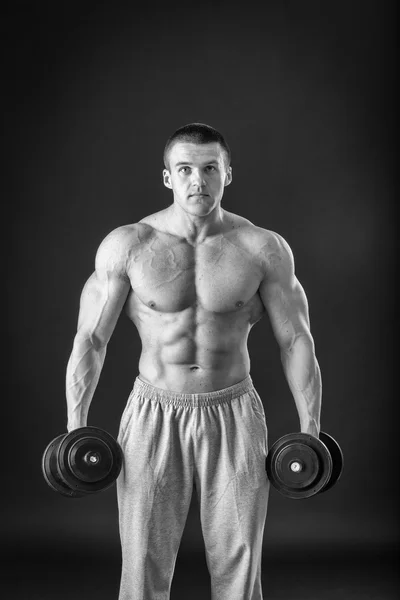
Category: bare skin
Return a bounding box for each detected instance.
[66,142,321,437]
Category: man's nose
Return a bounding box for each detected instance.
[191,169,206,186]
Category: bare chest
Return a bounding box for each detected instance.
[126,236,264,313]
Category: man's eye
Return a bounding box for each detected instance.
[205,166,216,172]
[179,167,190,173]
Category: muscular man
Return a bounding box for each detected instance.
[66,123,321,600]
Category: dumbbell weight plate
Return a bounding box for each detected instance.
[319,431,343,493]
[57,427,123,495]
[42,434,86,498]
[266,433,332,499]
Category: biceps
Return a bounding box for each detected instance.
[261,277,311,350]
[76,271,130,347]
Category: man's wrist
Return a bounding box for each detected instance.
[300,419,320,438]
[67,420,87,432]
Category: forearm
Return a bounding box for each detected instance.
[280,333,322,436]
[66,334,107,431]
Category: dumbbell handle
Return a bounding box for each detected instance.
[83,451,101,465]
[289,461,303,473]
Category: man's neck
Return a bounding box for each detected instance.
[166,204,225,244]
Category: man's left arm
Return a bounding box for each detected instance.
[258,232,321,437]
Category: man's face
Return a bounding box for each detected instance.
[163,142,232,216]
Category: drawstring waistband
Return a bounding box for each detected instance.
[132,375,254,408]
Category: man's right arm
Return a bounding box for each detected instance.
[66,227,132,432]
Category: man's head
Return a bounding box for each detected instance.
[163,123,231,171]
[163,123,232,217]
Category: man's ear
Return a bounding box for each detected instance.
[163,169,173,189]
[224,166,233,187]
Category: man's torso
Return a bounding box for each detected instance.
[121,210,270,392]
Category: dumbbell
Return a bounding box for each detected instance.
[266,431,343,499]
[42,427,123,498]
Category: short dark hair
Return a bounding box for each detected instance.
[163,122,231,169]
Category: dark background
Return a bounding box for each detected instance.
[3,1,397,599]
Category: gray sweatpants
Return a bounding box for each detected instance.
[117,375,270,600]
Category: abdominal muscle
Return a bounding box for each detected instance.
[129,303,258,393]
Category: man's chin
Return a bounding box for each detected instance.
[188,203,215,216]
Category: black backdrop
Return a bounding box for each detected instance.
[3,1,397,599]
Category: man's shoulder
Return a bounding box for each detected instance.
[95,222,155,268]
[93,222,157,275]
[224,211,290,256]
[99,222,154,250]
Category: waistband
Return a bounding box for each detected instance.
[132,375,254,408]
